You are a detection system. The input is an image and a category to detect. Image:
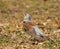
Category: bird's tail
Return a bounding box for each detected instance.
[44,36,55,44]
[43,35,54,42]
[44,36,51,41]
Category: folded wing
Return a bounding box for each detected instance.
[32,25,51,41]
[32,25,45,36]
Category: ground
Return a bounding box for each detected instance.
[0,0,60,49]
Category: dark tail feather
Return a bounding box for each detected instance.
[44,36,54,42]
[44,36,55,44]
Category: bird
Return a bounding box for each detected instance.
[22,13,52,42]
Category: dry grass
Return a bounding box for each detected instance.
[0,0,60,49]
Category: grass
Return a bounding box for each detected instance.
[0,0,60,49]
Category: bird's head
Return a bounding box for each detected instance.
[23,13,31,22]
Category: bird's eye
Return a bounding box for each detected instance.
[23,21,25,23]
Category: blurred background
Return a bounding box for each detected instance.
[0,0,60,49]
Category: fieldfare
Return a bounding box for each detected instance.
[23,13,51,42]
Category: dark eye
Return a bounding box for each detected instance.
[23,21,25,23]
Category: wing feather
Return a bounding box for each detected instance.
[32,25,45,36]
[32,26,51,41]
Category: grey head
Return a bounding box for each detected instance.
[24,13,31,22]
